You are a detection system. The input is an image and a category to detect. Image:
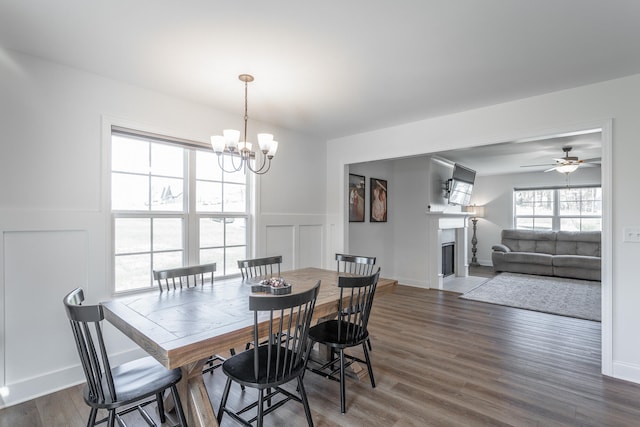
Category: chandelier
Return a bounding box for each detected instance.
[210,74,278,175]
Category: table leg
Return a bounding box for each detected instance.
[177,360,220,427]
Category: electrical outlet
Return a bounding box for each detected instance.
[623,227,640,243]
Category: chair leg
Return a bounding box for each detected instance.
[217,376,233,425]
[297,375,314,427]
[156,392,166,423]
[339,349,346,413]
[367,338,372,351]
[107,410,116,427]
[363,342,376,388]
[257,388,265,427]
[170,385,188,427]
[87,408,98,427]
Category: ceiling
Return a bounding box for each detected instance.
[0,1,636,171]
[434,129,603,176]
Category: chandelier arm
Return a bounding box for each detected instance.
[247,155,271,175]
[246,151,269,174]
[217,153,243,174]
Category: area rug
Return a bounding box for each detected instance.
[460,272,601,321]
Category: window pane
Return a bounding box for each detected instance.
[115,253,151,291]
[225,168,246,184]
[196,181,222,212]
[581,218,602,231]
[200,248,224,272]
[112,173,149,211]
[224,183,246,212]
[534,218,552,230]
[581,200,601,215]
[225,246,246,275]
[153,251,184,272]
[115,218,150,254]
[200,218,224,248]
[153,218,183,251]
[196,150,222,182]
[226,218,246,246]
[151,143,184,177]
[560,218,581,231]
[560,201,580,215]
[112,136,149,174]
[150,177,184,211]
[533,200,553,215]
[516,217,534,229]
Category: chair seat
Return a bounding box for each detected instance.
[308,319,368,348]
[84,356,182,409]
[222,345,305,388]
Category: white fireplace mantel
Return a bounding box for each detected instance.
[426,211,473,289]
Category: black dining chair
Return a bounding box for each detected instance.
[153,263,225,375]
[217,281,320,427]
[306,268,380,413]
[237,255,283,280]
[335,253,377,276]
[63,288,187,427]
[335,253,377,351]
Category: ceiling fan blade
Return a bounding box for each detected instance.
[580,163,600,168]
[520,163,555,168]
[581,157,602,163]
[543,166,559,172]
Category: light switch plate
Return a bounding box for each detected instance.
[623,227,640,242]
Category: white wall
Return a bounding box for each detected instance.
[347,161,394,275]
[0,51,326,407]
[327,73,640,384]
[471,167,602,266]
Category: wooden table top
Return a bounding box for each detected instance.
[102,267,397,370]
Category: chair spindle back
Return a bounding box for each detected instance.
[153,263,216,292]
[238,255,283,280]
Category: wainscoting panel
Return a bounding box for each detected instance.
[260,214,327,271]
[298,224,323,269]
[265,225,295,271]
[3,230,88,384]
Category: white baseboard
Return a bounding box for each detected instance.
[612,360,640,385]
[393,276,430,288]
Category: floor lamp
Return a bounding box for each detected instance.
[464,205,485,266]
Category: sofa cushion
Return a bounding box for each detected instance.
[553,255,601,270]
[556,231,601,257]
[503,252,553,266]
[502,229,557,254]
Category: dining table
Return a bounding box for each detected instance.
[101,267,397,427]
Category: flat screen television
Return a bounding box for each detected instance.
[447,163,476,206]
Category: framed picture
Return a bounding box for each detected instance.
[348,173,365,222]
[370,178,387,222]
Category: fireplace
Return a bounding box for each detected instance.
[442,242,455,277]
[426,211,473,289]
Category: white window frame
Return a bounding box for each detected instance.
[107,124,253,293]
[513,185,602,231]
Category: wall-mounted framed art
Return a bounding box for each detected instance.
[348,173,365,222]
[370,178,387,222]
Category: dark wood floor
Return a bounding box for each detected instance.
[3,284,640,426]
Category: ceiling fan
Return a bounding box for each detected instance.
[521,146,601,174]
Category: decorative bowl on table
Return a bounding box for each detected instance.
[253,277,292,295]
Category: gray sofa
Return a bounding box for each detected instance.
[492,229,601,281]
